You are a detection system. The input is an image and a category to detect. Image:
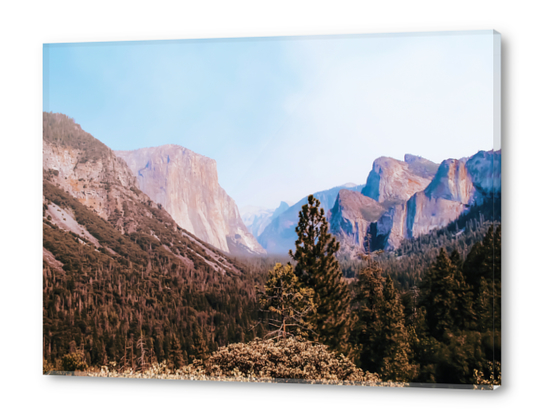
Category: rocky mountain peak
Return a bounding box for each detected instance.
[466,150,502,196]
[116,145,265,256]
[332,189,385,222]
[241,201,291,240]
[257,183,363,255]
[43,112,140,228]
[328,190,386,256]
[271,201,291,219]
[361,156,436,205]
[424,158,475,205]
[326,150,500,255]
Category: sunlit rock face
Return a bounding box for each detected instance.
[331,151,500,254]
[43,113,142,233]
[371,158,473,250]
[330,155,437,253]
[372,151,501,250]
[328,190,386,256]
[362,156,438,205]
[424,159,476,204]
[116,145,266,256]
[466,150,502,198]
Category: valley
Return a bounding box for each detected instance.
[42,112,501,386]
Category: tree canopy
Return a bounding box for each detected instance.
[289,194,352,355]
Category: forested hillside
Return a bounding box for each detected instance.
[43,150,268,369]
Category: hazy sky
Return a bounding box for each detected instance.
[44,31,498,209]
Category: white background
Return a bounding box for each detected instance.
[0,0,539,419]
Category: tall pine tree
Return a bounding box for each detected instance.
[289,195,351,355]
[463,225,501,332]
[463,225,501,367]
[352,257,414,381]
[450,250,476,331]
[419,248,460,340]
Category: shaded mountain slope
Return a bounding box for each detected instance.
[42,112,267,367]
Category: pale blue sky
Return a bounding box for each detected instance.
[44,31,498,209]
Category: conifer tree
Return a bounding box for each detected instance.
[352,257,385,370]
[257,263,316,339]
[463,225,501,332]
[353,257,413,381]
[168,334,185,369]
[419,248,458,340]
[191,323,209,361]
[450,250,476,331]
[463,224,501,367]
[381,277,415,381]
[289,195,351,354]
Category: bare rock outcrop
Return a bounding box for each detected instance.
[328,190,386,256]
[329,155,437,254]
[43,112,245,274]
[466,150,502,197]
[43,112,151,234]
[116,145,265,256]
[361,156,438,205]
[373,151,501,250]
[331,151,500,254]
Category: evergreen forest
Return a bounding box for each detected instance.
[43,184,500,387]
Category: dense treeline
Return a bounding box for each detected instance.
[43,112,500,386]
[348,224,501,384]
[44,180,500,386]
[249,196,500,385]
[43,112,111,163]
[43,181,268,370]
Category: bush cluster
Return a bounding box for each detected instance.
[89,338,390,386]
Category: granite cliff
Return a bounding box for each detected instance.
[116,145,266,256]
[330,151,501,255]
[328,190,386,255]
[43,112,243,273]
[361,155,439,205]
[44,113,146,234]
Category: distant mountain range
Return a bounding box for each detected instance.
[43,112,500,260]
[256,184,364,254]
[240,201,292,239]
[329,151,501,256]
[253,151,500,256]
[115,141,500,257]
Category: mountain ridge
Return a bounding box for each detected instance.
[332,150,501,255]
[257,183,365,254]
[116,144,266,256]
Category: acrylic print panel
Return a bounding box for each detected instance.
[42,30,501,389]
